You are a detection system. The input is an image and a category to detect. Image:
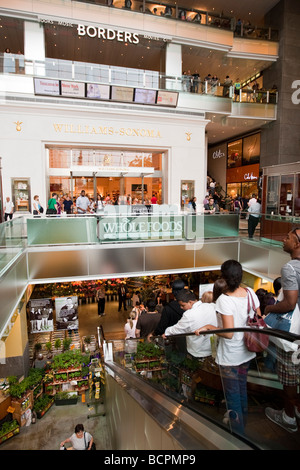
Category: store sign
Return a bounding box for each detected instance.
[292,80,300,104]
[77,24,139,44]
[226,163,259,183]
[244,172,258,181]
[99,215,184,241]
[53,123,162,138]
[212,149,226,159]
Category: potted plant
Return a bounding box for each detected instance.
[34,342,43,360]
[54,338,62,353]
[63,338,72,351]
[55,391,78,406]
[83,335,91,352]
[45,342,53,359]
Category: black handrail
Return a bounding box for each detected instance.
[153,327,300,343]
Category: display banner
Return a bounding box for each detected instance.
[61,80,85,98]
[28,298,54,333]
[55,296,79,331]
[99,215,184,241]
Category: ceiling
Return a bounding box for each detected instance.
[0,0,281,145]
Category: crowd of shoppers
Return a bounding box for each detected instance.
[121,227,300,436]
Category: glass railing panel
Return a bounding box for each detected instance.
[27,216,98,245]
[0,53,277,104]
[109,327,300,449]
[0,217,26,275]
[257,213,300,246]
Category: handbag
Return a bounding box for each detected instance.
[84,432,96,450]
[244,288,269,353]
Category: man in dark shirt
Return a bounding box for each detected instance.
[136,299,161,341]
[63,195,73,214]
[154,279,187,354]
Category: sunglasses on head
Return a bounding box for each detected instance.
[292,228,300,243]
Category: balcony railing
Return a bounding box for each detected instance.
[74,0,279,41]
[1,210,299,259]
[0,54,278,105]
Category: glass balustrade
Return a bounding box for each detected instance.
[0,217,27,276]
[0,54,278,104]
[0,211,298,251]
[107,327,300,449]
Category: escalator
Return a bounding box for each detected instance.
[98,326,300,450]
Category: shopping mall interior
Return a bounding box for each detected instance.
[0,0,300,453]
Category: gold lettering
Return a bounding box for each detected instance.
[52,123,162,138]
[53,123,64,132]
[99,127,108,134]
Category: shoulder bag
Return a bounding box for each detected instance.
[244,288,269,353]
[84,432,96,450]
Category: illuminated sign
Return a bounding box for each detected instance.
[77,24,139,44]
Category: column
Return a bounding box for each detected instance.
[24,21,46,75]
[165,43,182,90]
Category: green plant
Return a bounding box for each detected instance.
[55,391,77,400]
[33,394,53,413]
[9,369,45,399]
[45,342,52,352]
[84,336,91,344]
[34,343,42,352]
[63,338,72,351]
[0,420,19,438]
[54,338,61,350]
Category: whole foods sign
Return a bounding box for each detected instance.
[99,215,184,241]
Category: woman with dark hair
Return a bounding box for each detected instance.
[195,259,261,435]
[60,423,94,450]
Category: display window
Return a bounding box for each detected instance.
[226,182,258,200]
[48,146,163,204]
[181,180,195,209]
[11,178,31,212]
[227,139,242,168]
[280,175,294,216]
[242,134,260,165]
[264,173,300,216]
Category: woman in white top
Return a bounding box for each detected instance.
[60,423,93,450]
[195,259,260,435]
[124,311,137,339]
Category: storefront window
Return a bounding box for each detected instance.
[226,183,240,199]
[266,175,279,215]
[11,178,31,212]
[49,149,70,168]
[181,180,195,209]
[227,139,242,168]
[280,175,294,216]
[48,148,162,171]
[243,134,260,165]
